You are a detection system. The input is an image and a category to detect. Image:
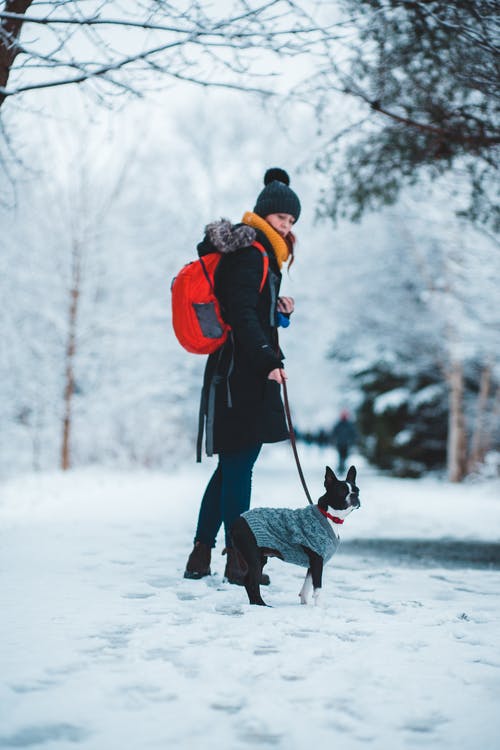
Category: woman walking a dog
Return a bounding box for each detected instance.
[184,168,301,585]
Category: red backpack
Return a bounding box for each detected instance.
[171,241,268,354]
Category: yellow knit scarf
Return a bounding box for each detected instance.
[242,211,290,270]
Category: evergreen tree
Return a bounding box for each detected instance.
[315,0,499,232]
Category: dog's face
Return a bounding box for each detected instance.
[324,465,360,520]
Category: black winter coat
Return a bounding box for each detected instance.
[196,220,289,457]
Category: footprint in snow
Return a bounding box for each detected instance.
[334,631,370,643]
[10,678,59,694]
[122,592,156,599]
[238,726,282,746]
[280,672,305,682]
[85,625,135,652]
[253,645,279,655]
[402,711,448,734]
[0,723,89,747]
[370,600,399,615]
[288,628,315,639]
[176,590,201,601]
[147,576,175,588]
[120,682,177,706]
[214,603,244,616]
[210,697,245,715]
[109,559,134,566]
[143,647,177,663]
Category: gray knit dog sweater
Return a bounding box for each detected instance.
[241,505,340,568]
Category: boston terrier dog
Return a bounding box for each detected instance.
[230,466,360,606]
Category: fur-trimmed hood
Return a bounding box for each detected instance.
[197,219,256,257]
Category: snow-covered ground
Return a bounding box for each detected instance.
[1,445,499,750]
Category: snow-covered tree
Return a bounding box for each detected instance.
[0,100,199,472]
[314,0,500,233]
[0,89,329,477]
[325,176,500,481]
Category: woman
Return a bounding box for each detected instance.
[184,167,301,584]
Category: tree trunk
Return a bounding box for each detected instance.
[467,362,492,473]
[447,360,467,482]
[61,242,81,471]
[0,1,33,107]
[479,384,500,465]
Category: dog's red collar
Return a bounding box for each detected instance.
[318,507,344,524]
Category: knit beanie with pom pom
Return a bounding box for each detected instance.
[253,168,301,222]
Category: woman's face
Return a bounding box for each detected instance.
[265,213,295,238]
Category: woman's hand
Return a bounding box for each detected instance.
[268,368,287,384]
[277,296,294,315]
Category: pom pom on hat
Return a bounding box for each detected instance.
[263,167,290,186]
[254,167,301,221]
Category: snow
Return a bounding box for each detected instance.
[393,429,412,446]
[373,388,409,415]
[1,445,499,749]
[411,385,443,407]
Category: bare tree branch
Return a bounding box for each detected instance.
[0,1,345,106]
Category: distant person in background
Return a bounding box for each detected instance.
[331,411,357,473]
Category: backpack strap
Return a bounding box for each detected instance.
[196,349,222,462]
[251,240,269,292]
[198,255,215,293]
[196,386,206,463]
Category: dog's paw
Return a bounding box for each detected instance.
[299,592,309,605]
[312,588,321,606]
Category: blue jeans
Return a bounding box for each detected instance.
[195,444,262,548]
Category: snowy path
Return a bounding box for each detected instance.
[1,449,500,749]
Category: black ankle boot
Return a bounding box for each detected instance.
[222,547,248,585]
[184,542,211,579]
[260,555,270,586]
[223,548,271,586]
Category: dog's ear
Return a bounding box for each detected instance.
[346,465,357,484]
[325,466,337,488]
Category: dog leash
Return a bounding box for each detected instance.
[281,374,314,506]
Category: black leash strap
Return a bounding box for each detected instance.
[281,375,314,505]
